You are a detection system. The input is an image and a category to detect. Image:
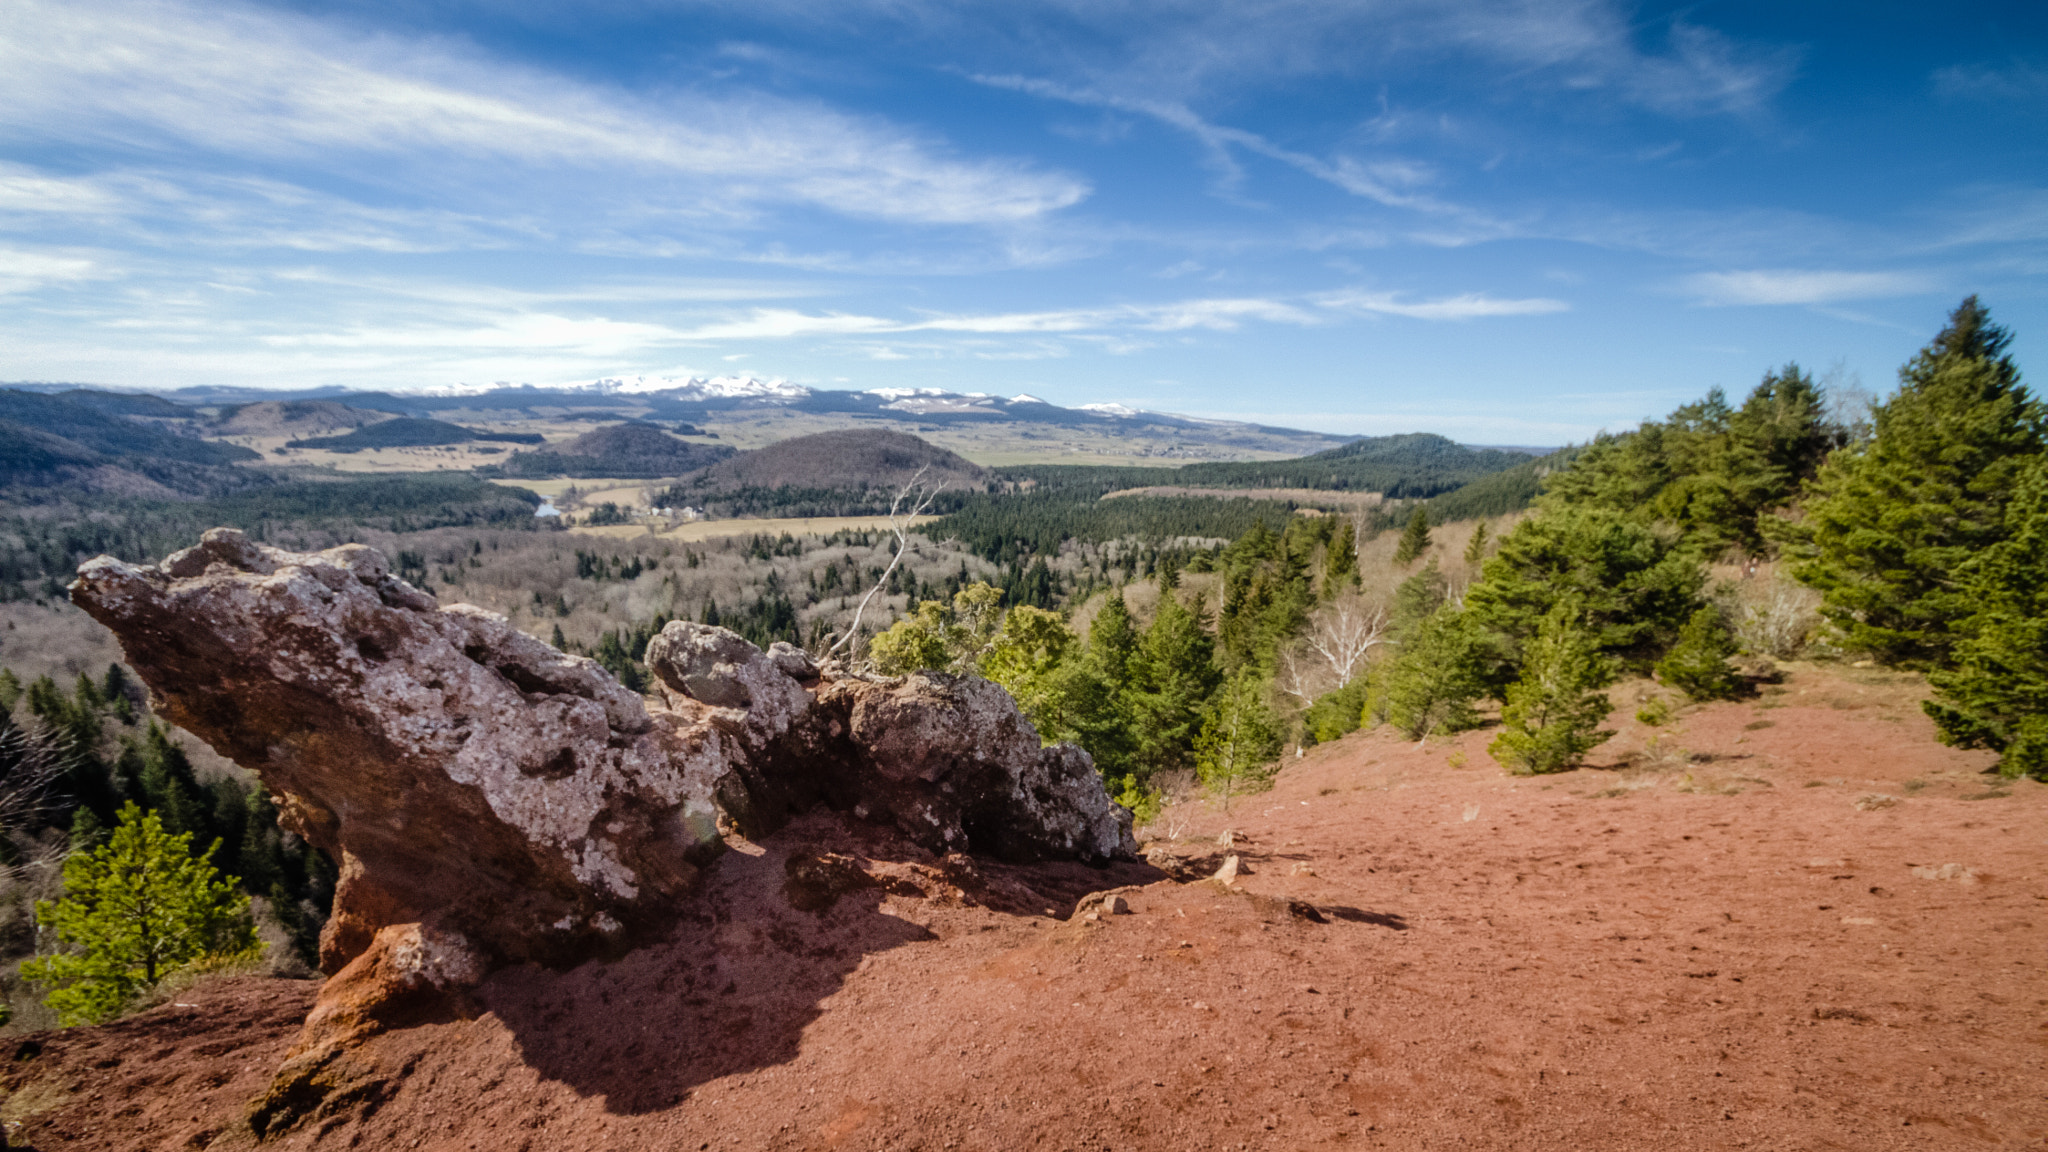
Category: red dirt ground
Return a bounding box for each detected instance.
[8,661,2046,1151]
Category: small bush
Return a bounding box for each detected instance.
[1488,610,1616,774]
[1656,606,1742,702]
[1384,608,1488,740]
[1635,694,1673,726]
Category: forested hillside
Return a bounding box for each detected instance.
[866,296,2046,812]
[1175,432,1530,495]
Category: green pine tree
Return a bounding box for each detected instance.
[1463,521,1490,566]
[1193,670,1282,811]
[1489,609,1617,774]
[1132,590,1222,773]
[1087,591,1138,682]
[1923,455,2048,779]
[1388,557,1448,647]
[1393,507,1432,565]
[1324,521,1360,590]
[1782,297,2044,668]
[1655,606,1743,702]
[1384,607,1488,740]
[1463,505,1705,688]
[23,803,257,1026]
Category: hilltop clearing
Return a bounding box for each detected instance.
[689,428,987,493]
[16,658,2043,1152]
[491,422,735,479]
[211,400,394,439]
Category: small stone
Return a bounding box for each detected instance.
[1105,894,1131,915]
[1212,855,1240,885]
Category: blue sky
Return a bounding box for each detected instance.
[2,0,2043,442]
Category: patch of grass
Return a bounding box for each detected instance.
[1961,789,2012,801]
[1743,719,1775,731]
[1902,778,1928,792]
[1635,695,1674,726]
[1803,780,1827,787]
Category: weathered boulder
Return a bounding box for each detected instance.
[71,530,729,975]
[643,621,1136,864]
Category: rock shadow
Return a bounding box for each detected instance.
[1319,906,1409,930]
[478,812,1157,1114]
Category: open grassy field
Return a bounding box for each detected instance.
[1101,485,1386,508]
[571,514,942,542]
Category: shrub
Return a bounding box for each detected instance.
[1488,610,1617,774]
[1384,608,1488,739]
[1656,606,1743,701]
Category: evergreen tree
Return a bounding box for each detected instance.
[1384,608,1488,740]
[1193,670,1281,811]
[23,803,257,1025]
[1087,591,1138,682]
[1923,455,2048,778]
[1131,590,1222,773]
[1542,367,1831,552]
[1324,521,1359,590]
[1655,606,1743,702]
[1783,297,2044,668]
[1388,557,1448,646]
[1463,521,1490,566]
[1464,506,1704,688]
[1393,507,1432,565]
[1489,609,1616,774]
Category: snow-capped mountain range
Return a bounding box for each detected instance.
[18,374,1354,456]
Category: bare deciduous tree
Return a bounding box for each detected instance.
[825,464,947,660]
[1277,595,1388,705]
[0,719,72,883]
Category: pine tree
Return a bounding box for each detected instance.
[1087,591,1137,682]
[1923,455,2048,779]
[1655,606,1742,702]
[1464,521,1490,566]
[1783,297,2044,668]
[1488,609,1616,774]
[1464,505,1704,688]
[1193,670,1281,811]
[1388,557,1448,647]
[1324,522,1359,590]
[1384,607,1488,740]
[1393,507,1432,565]
[1132,590,1222,773]
[23,803,257,1025]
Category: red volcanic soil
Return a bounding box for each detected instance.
[10,662,2047,1151]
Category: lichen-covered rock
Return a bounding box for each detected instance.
[820,673,1138,864]
[71,529,726,975]
[642,624,1135,864]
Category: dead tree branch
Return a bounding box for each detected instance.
[826,464,946,660]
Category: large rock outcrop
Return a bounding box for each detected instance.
[70,531,1134,989]
[72,530,730,975]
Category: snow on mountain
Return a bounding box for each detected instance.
[576,375,811,401]
[1076,402,1146,417]
[1008,394,1047,405]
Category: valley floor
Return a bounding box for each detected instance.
[8,663,2044,1151]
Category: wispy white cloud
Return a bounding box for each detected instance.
[1680,269,1935,307]
[0,247,107,294]
[0,0,1088,228]
[1932,58,2048,102]
[972,73,1466,213]
[1317,290,1568,320]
